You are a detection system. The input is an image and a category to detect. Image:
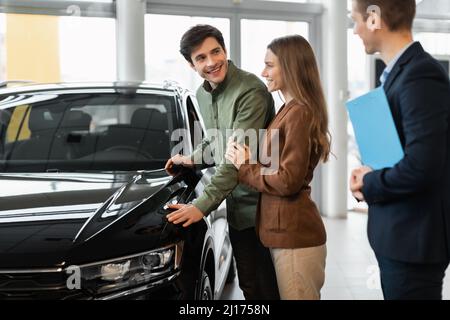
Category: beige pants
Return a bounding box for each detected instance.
[270,245,327,300]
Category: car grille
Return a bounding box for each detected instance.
[0,270,86,300]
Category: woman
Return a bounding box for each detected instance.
[225,35,331,300]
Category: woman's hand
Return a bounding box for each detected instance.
[225,139,252,170]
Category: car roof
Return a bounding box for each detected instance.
[0,81,187,96]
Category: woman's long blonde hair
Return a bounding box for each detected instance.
[268,35,331,162]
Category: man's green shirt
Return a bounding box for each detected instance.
[191,61,275,230]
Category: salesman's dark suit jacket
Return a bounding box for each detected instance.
[362,42,450,264]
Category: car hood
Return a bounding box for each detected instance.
[0,171,185,269]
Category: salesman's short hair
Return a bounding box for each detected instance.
[354,0,416,32]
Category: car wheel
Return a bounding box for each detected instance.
[199,271,213,300]
[225,258,236,284]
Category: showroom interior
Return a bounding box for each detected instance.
[0,0,449,300]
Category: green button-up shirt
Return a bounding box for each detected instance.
[191,61,275,230]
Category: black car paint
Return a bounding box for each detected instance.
[0,83,233,300]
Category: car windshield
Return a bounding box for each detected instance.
[0,92,180,172]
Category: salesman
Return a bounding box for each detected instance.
[349,0,450,300]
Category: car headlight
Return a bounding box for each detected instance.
[78,245,178,295]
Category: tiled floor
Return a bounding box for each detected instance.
[222,212,450,300]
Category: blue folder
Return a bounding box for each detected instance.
[346,87,404,170]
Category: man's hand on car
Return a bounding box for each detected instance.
[166,204,204,227]
[164,154,195,176]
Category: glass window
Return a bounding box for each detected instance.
[0,13,5,82]
[415,32,450,56]
[347,29,370,100]
[66,0,112,2]
[241,19,309,109]
[0,93,178,172]
[59,16,116,82]
[1,13,115,83]
[347,28,370,212]
[256,0,309,3]
[145,14,230,92]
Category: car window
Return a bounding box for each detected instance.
[186,96,204,150]
[0,92,180,172]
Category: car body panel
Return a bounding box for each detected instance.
[0,82,233,300]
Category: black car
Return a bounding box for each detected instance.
[0,82,234,300]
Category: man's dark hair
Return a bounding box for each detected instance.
[354,0,416,31]
[180,24,226,63]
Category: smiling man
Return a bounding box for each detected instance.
[164,24,279,300]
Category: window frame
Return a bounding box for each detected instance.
[145,0,323,69]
